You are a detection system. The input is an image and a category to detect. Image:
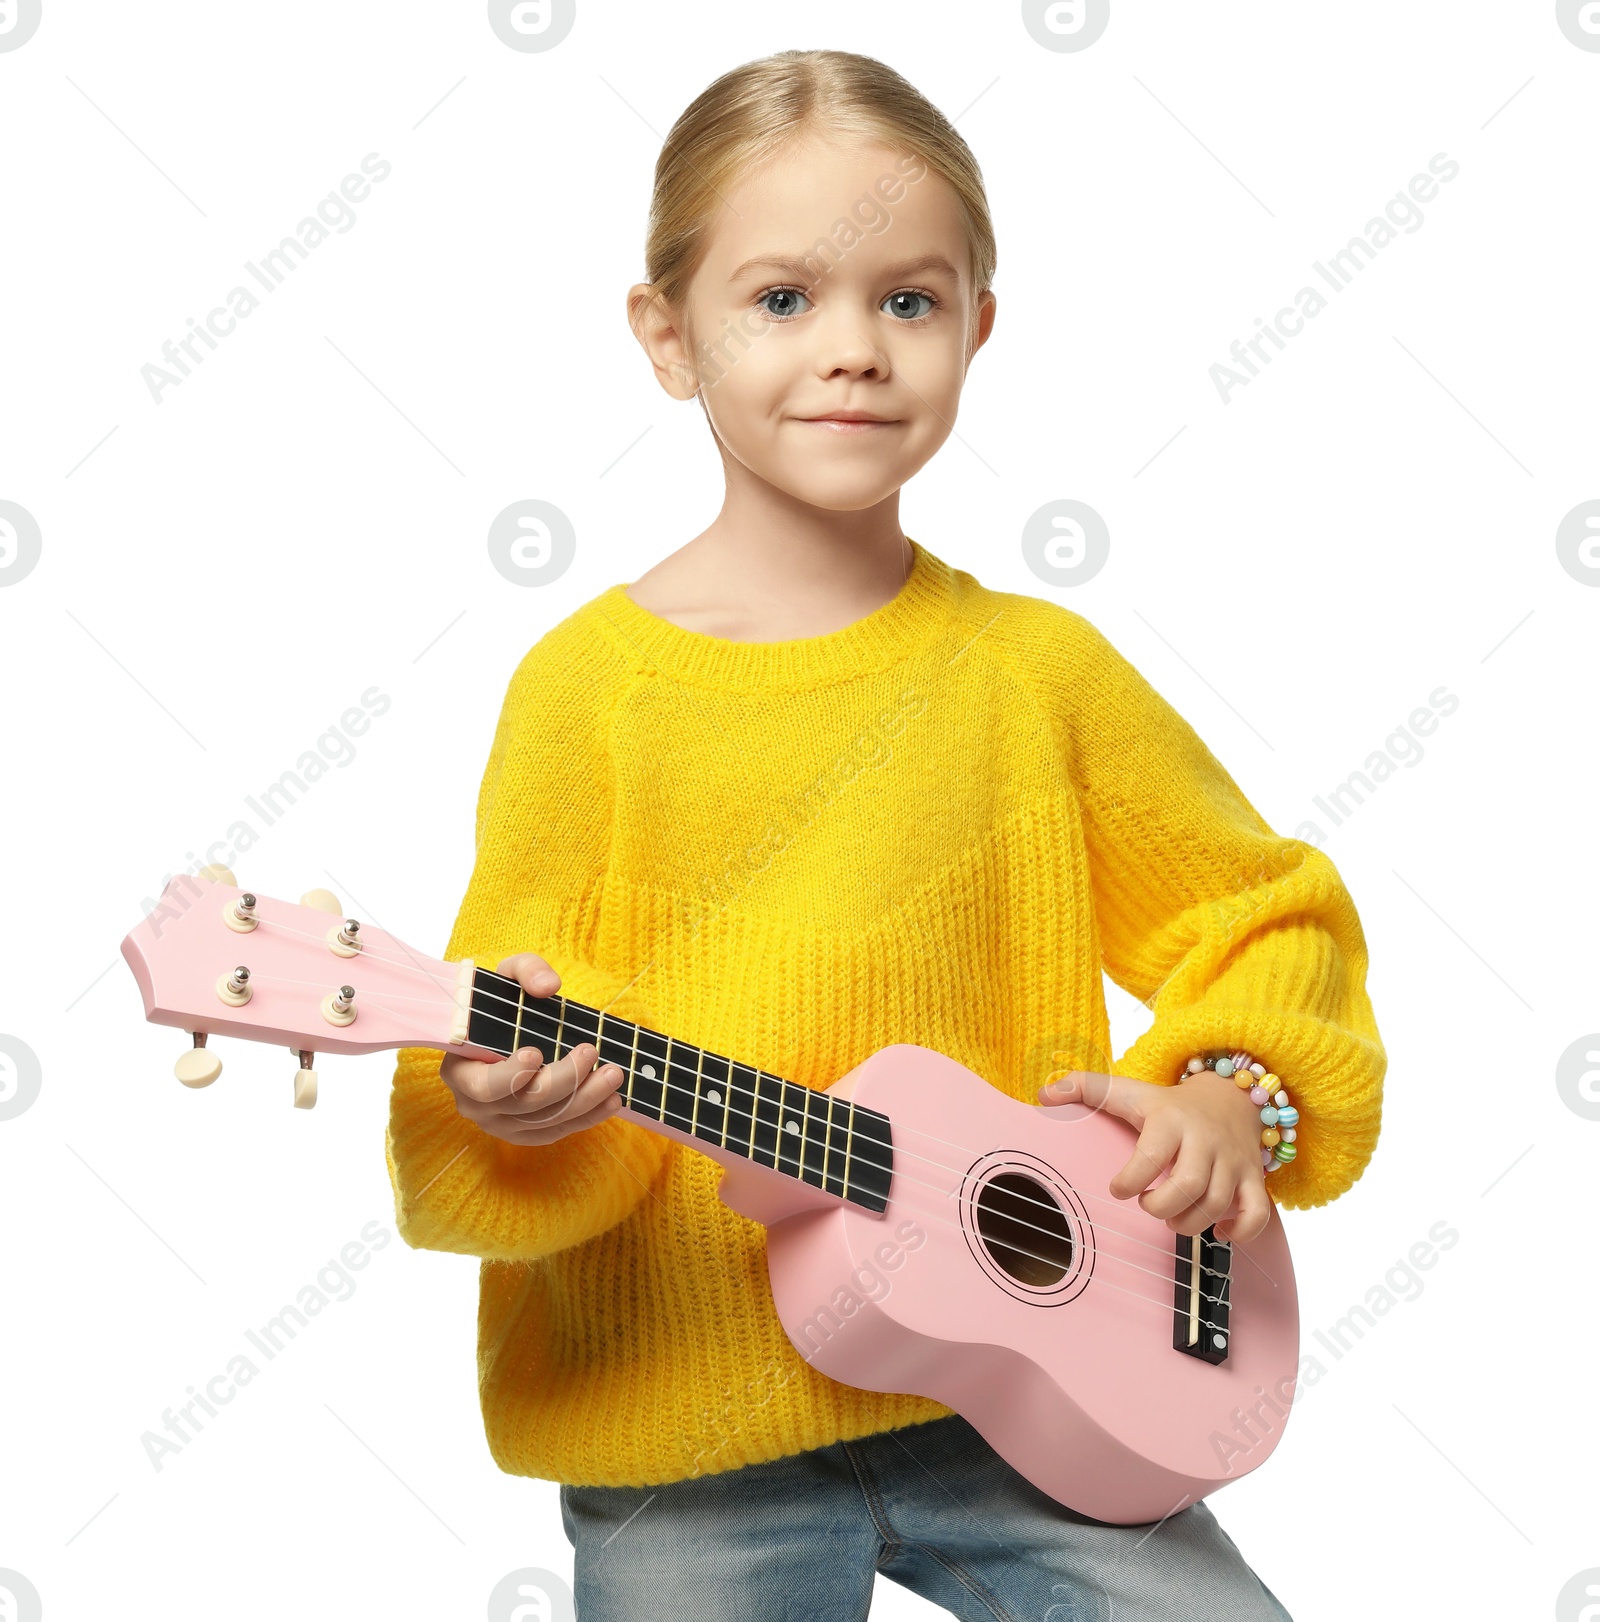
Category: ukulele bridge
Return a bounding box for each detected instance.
[1172,1226,1231,1363]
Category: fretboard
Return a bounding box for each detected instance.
[466,968,894,1213]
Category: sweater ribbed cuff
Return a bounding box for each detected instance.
[1115,1006,1384,1212]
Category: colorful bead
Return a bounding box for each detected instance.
[1198,1051,1301,1177]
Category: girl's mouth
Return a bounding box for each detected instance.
[798,417,898,433]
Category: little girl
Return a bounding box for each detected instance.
[385,48,1384,1622]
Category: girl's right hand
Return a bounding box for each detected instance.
[438,952,627,1145]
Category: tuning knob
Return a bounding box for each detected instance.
[293,1050,318,1109]
[175,1033,222,1087]
[197,863,238,887]
[301,889,341,915]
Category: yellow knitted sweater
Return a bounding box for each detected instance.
[384,538,1385,1488]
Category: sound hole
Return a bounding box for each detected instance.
[976,1172,1073,1286]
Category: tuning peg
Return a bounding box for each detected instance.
[175,1032,222,1088]
[323,985,357,1026]
[222,892,259,934]
[301,888,341,915]
[293,1049,318,1109]
[197,863,238,887]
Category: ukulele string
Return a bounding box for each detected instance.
[241,974,483,1046]
[243,960,1237,1290]
[852,1183,1232,1324]
[456,1000,1231,1308]
[853,1174,1232,1313]
[456,973,1238,1261]
[484,1024,1235,1306]
[241,971,1230,1308]
[245,930,1245,1273]
[492,1009,1235,1316]
[243,950,1245,1272]
[521,1036,1246,1273]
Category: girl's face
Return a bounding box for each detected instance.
[634,135,996,513]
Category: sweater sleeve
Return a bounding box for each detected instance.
[1054,611,1386,1211]
[383,622,672,1261]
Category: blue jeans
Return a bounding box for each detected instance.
[560,1412,1293,1620]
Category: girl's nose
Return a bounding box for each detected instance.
[809,316,887,380]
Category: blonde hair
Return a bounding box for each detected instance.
[641,50,996,339]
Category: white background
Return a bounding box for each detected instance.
[2,2,1595,1618]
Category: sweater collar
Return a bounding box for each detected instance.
[591,537,957,690]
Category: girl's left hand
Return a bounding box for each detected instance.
[1036,1068,1272,1244]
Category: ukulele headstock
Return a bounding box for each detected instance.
[120,865,471,1108]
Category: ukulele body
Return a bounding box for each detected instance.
[718,1044,1300,1526]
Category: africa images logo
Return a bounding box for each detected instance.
[0,0,43,51]
[0,501,42,587]
[487,1567,576,1622]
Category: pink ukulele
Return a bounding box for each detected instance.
[121,868,1299,1525]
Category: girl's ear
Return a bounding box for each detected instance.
[626,282,700,401]
[966,289,998,367]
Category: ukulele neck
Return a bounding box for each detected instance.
[466,967,894,1214]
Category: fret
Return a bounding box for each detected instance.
[466,966,521,1055]
[773,1079,807,1180]
[750,1071,782,1170]
[841,1098,855,1199]
[517,994,592,1070]
[693,1050,733,1150]
[843,1104,894,1209]
[823,1093,851,1200]
[511,991,558,1058]
[796,1085,827,1192]
[562,1000,599,1051]
[726,1061,757,1161]
[465,971,893,1213]
[631,1025,671,1121]
[661,1039,701,1134]
[593,1011,637,1084]
[743,1067,761,1160]
[688,1046,705,1140]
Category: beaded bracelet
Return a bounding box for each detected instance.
[1181,1051,1300,1175]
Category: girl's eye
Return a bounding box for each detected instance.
[882,289,938,322]
[755,286,941,323]
[758,286,813,320]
